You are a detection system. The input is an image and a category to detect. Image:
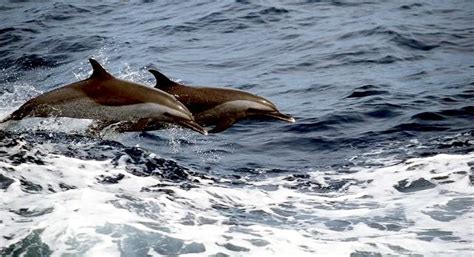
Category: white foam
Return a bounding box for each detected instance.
[1,146,473,256]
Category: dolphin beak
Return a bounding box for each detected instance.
[177,119,208,135]
[265,111,296,123]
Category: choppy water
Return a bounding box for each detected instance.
[1,1,473,256]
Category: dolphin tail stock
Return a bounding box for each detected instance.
[0,109,27,131]
[0,115,15,132]
[0,104,33,123]
[0,114,13,124]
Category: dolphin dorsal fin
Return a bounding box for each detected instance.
[89,58,112,79]
[149,69,175,89]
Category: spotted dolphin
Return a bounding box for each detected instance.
[148,69,295,133]
[2,59,207,135]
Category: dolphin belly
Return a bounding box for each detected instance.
[51,98,181,122]
[195,100,274,132]
[195,100,271,123]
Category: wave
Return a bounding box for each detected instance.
[412,106,474,121]
[346,84,389,98]
[1,128,473,256]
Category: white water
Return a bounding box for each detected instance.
[1,137,472,256]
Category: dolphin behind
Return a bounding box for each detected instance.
[148,69,295,133]
[2,59,207,135]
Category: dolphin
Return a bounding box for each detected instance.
[147,69,295,133]
[2,59,207,135]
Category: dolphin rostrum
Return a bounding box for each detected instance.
[2,59,207,135]
[148,69,295,133]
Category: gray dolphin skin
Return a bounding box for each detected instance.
[3,59,207,135]
[148,69,295,133]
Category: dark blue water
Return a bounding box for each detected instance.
[1,1,473,256]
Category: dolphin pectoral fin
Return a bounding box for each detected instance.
[88,118,205,135]
[209,117,237,133]
[86,120,118,136]
[261,111,296,123]
[115,118,151,132]
[148,69,175,89]
[98,119,165,133]
[116,119,168,132]
[87,119,161,136]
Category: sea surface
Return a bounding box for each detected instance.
[1,1,473,256]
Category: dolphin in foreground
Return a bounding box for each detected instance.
[2,59,207,135]
[148,69,295,133]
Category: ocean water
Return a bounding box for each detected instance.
[1,0,473,256]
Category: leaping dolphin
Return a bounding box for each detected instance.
[148,69,295,133]
[2,59,207,135]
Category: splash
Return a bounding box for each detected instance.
[1,132,472,256]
